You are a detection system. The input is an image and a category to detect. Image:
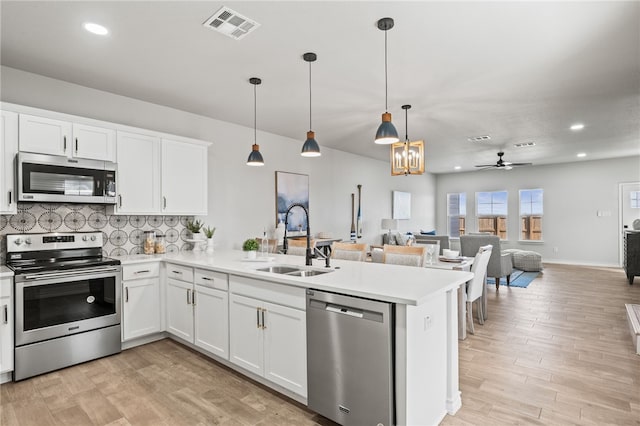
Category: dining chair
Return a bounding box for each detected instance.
[330,242,367,261]
[286,238,316,256]
[256,237,278,253]
[465,244,493,334]
[382,245,427,267]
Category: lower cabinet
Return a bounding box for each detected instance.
[166,265,229,360]
[0,277,14,375]
[229,276,307,398]
[122,263,161,341]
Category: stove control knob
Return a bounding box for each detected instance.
[82,235,88,242]
[25,237,32,245]
[90,235,97,241]
[14,238,22,245]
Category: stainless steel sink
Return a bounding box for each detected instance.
[285,269,332,277]
[256,266,300,274]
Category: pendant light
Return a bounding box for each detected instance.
[301,52,321,157]
[375,17,399,145]
[391,104,425,176]
[246,77,264,166]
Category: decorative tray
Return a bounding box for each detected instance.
[439,256,464,263]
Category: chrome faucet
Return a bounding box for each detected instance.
[282,203,315,266]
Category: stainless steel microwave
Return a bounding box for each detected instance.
[17,152,116,204]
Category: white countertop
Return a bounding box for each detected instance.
[0,266,14,278]
[115,250,473,306]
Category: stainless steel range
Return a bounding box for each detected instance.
[6,231,121,381]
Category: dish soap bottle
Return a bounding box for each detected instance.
[261,230,268,258]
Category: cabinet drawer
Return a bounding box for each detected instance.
[167,263,194,283]
[122,262,160,281]
[195,269,228,291]
[0,278,11,298]
[229,275,305,310]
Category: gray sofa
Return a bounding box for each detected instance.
[460,235,513,290]
[381,233,450,255]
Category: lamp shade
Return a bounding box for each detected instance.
[375,113,399,144]
[246,144,264,166]
[301,131,321,157]
[381,218,399,231]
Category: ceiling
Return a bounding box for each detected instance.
[1,1,639,174]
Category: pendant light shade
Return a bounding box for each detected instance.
[301,52,321,157]
[375,17,399,145]
[246,77,264,166]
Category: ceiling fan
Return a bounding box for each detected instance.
[475,151,532,170]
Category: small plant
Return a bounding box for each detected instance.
[186,219,203,234]
[203,226,216,239]
[242,238,259,251]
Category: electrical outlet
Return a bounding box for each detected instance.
[553,247,559,253]
[424,316,432,331]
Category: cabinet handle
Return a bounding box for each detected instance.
[187,289,191,305]
[163,196,167,209]
[118,194,123,208]
[63,136,67,151]
[192,290,196,306]
[8,191,12,205]
[172,270,182,274]
[125,287,129,303]
[201,277,213,281]
[134,270,150,274]
[261,308,266,330]
[75,137,78,153]
[257,308,260,329]
[3,305,7,324]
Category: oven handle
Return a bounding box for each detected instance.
[21,267,121,282]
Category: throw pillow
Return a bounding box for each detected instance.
[420,229,436,235]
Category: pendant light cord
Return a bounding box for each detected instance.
[309,60,312,130]
[405,107,409,142]
[384,28,388,112]
[254,82,257,144]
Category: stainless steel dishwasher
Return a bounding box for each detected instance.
[306,289,394,426]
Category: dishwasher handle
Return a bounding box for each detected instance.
[325,303,364,318]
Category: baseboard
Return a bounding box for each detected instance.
[542,259,620,268]
[0,371,12,384]
[121,332,167,350]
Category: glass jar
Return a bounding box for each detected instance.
[143,230,156,255]
[154,234,166,254]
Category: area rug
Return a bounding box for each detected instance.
[486,270,540,288]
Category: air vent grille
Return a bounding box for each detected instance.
[203,6,260,40]
[468,135,491,142]
[514,142,536,148]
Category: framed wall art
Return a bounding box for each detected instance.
[393,190,411,220]
[275,171,309,231]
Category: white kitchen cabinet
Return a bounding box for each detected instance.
[0,111,18,214]
[114,131,161,214]
[166,278,194,342]
[122,263,161,341]
[18,114,115,161]
[0,278,14,375]
[161,138,208,215]
[194,283,229,359]
[229,276,307,397]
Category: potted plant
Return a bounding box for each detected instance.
[242,238,259,259]
[186,219,204,240]
[203,226,216,254]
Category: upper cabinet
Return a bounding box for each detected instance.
[18,114,116,162]
[162,139,208,216]
[0,111,19,214]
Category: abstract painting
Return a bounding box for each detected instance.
[276,171,309,231]
[393,191,411,220]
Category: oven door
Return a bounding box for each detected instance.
[18,152,115,204]
[14,266,121,346]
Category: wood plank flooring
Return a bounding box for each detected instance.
[1,263,639,425]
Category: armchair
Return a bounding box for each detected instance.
[460,235,513,290]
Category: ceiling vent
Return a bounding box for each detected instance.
[514,142,536,148]
[203,6,260,40]
[467,135,491,142]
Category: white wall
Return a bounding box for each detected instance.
[1,66,436,249]
[436,156,640,266]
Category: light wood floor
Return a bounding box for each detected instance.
[1,263,639,425]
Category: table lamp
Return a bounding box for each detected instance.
[381,218,399,239]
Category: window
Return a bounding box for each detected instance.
[631,191,640,209]
[447,193,466,238]
[520,189,543,241]
[476,191,508,239]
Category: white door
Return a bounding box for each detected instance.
[0,279,13,374]
[72,123,116,162]
[0,111,18,214]
[194,285,229,359]
[166,279,194,342]
[161,139,208,215]
[229,294,264,376]
[18,114,71,156]
[115,131,161,214]
[263,301,307,397]
[122,278,161,341]
[620,182,640,265]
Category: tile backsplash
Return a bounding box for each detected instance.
[0,203,194,262]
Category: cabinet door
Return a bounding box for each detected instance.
[161,139,208,215]
[194,285,229,359]
[166,278,194,342]
[73,123,116,162]
[229,294,264,376]
[115,131,161,214]
[0,111,18,214]
[122,278,161,341]
[263,301,307,397]
[0,278,13,374]
[19,114,71,156]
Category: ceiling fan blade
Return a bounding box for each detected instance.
[511,162,532,166]
[476,165,497,170]
[474,164,496,168]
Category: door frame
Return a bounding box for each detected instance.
[619,181,640,266]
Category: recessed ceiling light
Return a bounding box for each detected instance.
[570,123,585,131]
[577,152,587,158]
[454,166,461,170]
[514,142,536,148]
[83,22,109,36]
[467,135,491,142]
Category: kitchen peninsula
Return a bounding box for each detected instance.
[117,250,473,426]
